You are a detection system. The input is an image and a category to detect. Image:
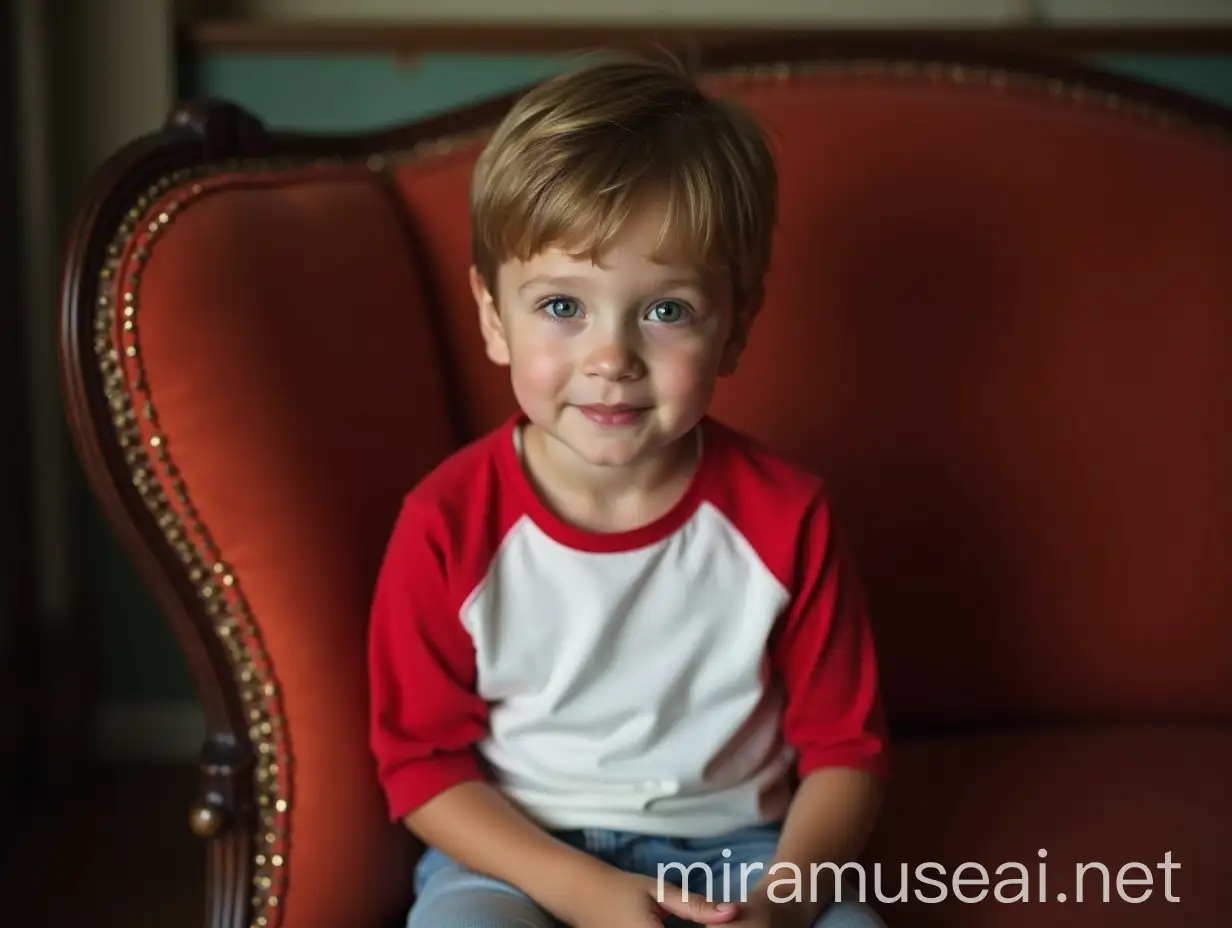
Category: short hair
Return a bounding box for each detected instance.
[469,52,778,315]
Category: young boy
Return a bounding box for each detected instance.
[368,54,891,928]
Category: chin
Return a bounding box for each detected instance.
[561,434,651,468]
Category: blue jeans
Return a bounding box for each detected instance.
[409,822,888,927]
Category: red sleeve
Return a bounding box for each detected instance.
[771,489,890,780]
[368,498,488,822]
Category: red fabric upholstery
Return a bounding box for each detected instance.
[121,167,447,924]
[862,724,1231,925]
[89,63,1230,928]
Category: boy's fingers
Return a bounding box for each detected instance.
[654,888,739,923]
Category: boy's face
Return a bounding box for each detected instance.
[471,199,745,474]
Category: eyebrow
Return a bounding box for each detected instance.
[517,275,589,294]
[516,274,705,295]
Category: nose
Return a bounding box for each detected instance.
[582,329,645,381]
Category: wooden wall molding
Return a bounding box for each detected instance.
[184,20,1232,57]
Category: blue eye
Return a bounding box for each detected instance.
[647,300,687,323]
[542,297,580,319]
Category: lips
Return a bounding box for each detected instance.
[575,404,650,427]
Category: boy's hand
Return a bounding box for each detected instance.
[723,879,819,928]
[556,866,739,927]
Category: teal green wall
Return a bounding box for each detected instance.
[1092,55,1232,107]
[192,52,578,130]
[190,52,1232,131]
[88,49,1230,707]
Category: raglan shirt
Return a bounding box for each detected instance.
[368,414,889,838]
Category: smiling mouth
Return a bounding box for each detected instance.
[574,404,650,426]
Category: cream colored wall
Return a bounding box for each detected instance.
[23,0,180,763]
[22,0,176,630]
[222,0,1232,25]
[56,0,177,187]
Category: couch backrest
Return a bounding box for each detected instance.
[391,64,1232,731]
[63,53,1231,928]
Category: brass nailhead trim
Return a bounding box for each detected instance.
[700,58,1227,140]
[89,58,1223,928]
[95,162,321,928]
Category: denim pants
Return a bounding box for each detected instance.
[409,821,888,927]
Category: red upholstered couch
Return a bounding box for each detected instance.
[59,41,1232,928]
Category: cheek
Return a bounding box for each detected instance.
[509,338,573,396]
[647,336,723,394]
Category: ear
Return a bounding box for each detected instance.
[718,305,755,376]
[471,265,510,366]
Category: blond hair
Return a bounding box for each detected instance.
[469,53,778,315]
